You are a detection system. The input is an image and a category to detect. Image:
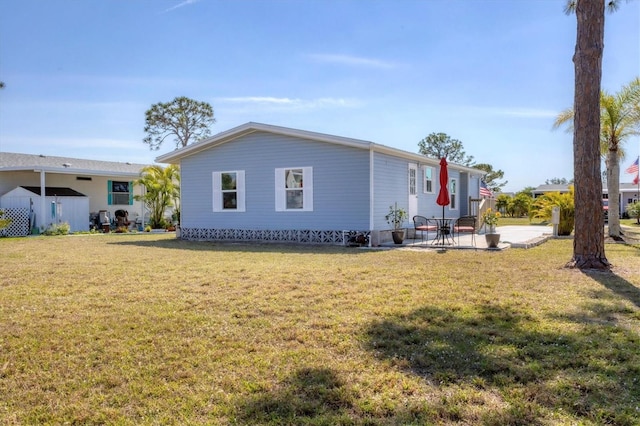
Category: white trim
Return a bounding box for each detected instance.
[275,166,313,212]
[213,170,245,212]
[369,148,375,231]
[408,163,418,221]
[155,122,485,175]
[423,165,434,194]
[450,178,458,210]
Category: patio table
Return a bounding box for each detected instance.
[432,217,456,246]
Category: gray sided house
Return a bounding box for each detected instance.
[532,183,639,216]
[156,122,484,245]
[0,152,149,235]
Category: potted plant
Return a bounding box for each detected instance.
[385,203,408,244]
[482,208,501,248]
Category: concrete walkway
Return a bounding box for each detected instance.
[381,225,554,250]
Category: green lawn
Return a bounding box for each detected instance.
[1,234,639,425]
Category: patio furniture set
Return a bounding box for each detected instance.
[413,215,478,247]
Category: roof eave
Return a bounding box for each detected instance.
[1,166,141,177]
[155,122,373,164]
[155,122,486,175]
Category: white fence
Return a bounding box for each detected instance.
[0,208,30,237]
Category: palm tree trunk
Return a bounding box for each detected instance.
[606,149,622,237]
[569,0,609,269]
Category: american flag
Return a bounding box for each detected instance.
[480,180,493,198]
[626,157,639,185]
[625,157,639,175]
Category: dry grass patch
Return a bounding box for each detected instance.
[1,234,639,425]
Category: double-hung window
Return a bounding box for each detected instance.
[423,167,434,193]
[450,178,457,210]
[213,171,245,212]
[275,167,313,211]
[108,180,133,205]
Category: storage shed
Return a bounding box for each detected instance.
[0,186,90,232]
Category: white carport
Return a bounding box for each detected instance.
[1,186,89,232]
[0,152,151,235]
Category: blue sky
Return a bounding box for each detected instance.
[0,0,638,192]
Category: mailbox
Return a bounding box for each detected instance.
[551,207,560,225]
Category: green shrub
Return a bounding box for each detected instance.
[626,202,640,224]
[530,187,575,235]
[42,222,71,236]
[0,209,11,232]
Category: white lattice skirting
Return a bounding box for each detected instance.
[181,228,370,245]
[0,208,30,237]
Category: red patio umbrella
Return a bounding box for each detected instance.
[436,157,450,212]
[435,157,451,245]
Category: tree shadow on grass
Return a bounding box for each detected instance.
[363,303,640,424]
[108,237,367,255]
[234,367,437,425]
[581,269,640,309]
[234,367,357,425]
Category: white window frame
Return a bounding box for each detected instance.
[450,178,458,210]
[423,166,434,194]
[212,171,245,212]
[275,167,313,212]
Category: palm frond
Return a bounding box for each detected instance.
[553,108,575,132]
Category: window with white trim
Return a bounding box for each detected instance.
[450,178,457,210]
[423,166,434,193]
[275,167,313,211]
[213,171,245,212]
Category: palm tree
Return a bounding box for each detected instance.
[554,77,640,238]
[134,165,180,229]
[558,0,626,269]
[530,187,576,236]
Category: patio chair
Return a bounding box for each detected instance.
[454,215,477,247]
[413,215,437,244]
[115,209,131,228]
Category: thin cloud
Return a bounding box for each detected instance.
[307,53,398,69]
[218,96,361,110]
[163,0,200,13]
[473,106,558,119]
[221,97,298,105]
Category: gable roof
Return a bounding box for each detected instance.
[0,152,148,177]
[532,184,571,193]
[155,122,484,175]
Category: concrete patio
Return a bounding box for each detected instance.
[379,225,554,250]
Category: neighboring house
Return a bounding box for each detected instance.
[0,152,149,234]
[616,183,640,215]
[532,183,639,216]
[531,184,572,197]
[156,122,485,245]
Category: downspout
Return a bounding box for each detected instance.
[369,145,375,246]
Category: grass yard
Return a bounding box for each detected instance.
[1,234,639,425]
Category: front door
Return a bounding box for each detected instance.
[408,163,418,223]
